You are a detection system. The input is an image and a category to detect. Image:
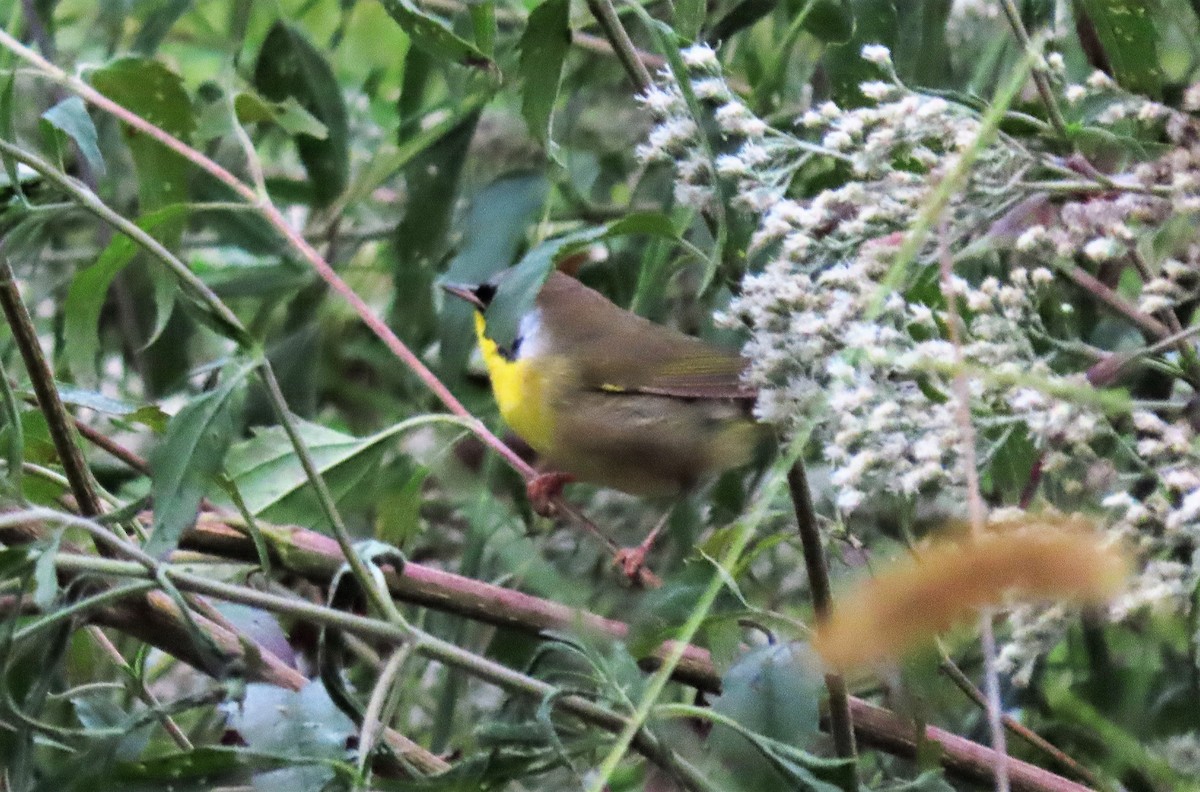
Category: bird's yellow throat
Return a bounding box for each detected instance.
[472,311,555,453]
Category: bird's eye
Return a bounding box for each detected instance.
[473,283,497,306]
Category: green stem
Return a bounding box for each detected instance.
[586,441,806,791]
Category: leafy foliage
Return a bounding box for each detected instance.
[2,1,1200,791]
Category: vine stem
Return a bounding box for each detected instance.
[0,505,1097,792]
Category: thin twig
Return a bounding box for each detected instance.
[937,650,1102,788]
[87,624,193,750]
[997,1,1072,144]
[786,459,856,760]
[0,252,103,518]
[581,0,652,92]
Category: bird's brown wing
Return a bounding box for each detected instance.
[536,271,757,401]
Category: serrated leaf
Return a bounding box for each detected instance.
[253,22,349,207]
[482,212,679,350]
[379,0,492,67]
[41,97,105,176]
[518,0,570,143]
[1075,0,1163,98]
[64,204,190,384]
[146,368,248,557]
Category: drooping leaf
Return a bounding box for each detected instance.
[63,204,189,384]
[89,57,195,349]
[379,0,492,67]
[41,97,105,176]
[517,0,570,143]
[146,367,248,557]
[253,21,349,207]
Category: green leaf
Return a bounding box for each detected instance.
[146,367,249,558]
[712,644,824,748]
[518,0,570,144]
[375,465,430,548]
[33,534,61,610]
[229,681,355,791]
[710,0,779,42]
[389,110,481,348]
[131,0,191,54]
[379,0,492,67]
[483,212,679,350]
[234,92,329,139]
[802,0,853,43]
[253,21,349,207]
[52,384,169,429]
[89,57,195,214]
[41,97,105,176]
[440,171,549,377]
[675,0,706,40]
[1074,0,1163,98]
[90,57,195,350]
[63,204,190,384]
[219,418,396,527]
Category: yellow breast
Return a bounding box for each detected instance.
[473,312,556,453]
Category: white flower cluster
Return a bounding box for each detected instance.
[1102,410,1200,619]
[640,43,1200,682]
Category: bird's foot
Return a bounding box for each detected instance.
[614,522,665,582]
[526,471,576,517]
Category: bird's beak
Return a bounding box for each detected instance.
[440,282,485,310]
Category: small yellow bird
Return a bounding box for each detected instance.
[441,270,761,503]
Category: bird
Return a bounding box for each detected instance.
[441,269,762,514]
